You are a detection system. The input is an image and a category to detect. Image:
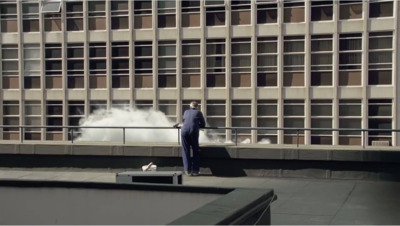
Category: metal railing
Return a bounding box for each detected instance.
[0,125,398,148]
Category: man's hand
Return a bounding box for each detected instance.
[173,123,180,128]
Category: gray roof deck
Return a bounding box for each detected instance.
[1,168,399,225]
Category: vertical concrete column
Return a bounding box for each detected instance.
[176,0,182,124]
[83,0,90,120]
[18,1,24,141]
[332,0,339,146]
[251,0,257,144]
[361,0,368,147]
[106,0,112,110]
[129,0,134,108]
[393,0,399,146]
[304,0,311,145]
[277,0,284,145]
[225,0,232,142]
[200,0,206,117]
[60,0,68,140]
[0,2,3,138]
[152,0,158,109]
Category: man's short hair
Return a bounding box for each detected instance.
[190,101,198,108]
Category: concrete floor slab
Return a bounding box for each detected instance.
[272,213,333,225]
[1,168,400,225]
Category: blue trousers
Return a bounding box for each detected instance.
[181,132,200,173]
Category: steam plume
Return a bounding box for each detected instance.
[76,108,213,143]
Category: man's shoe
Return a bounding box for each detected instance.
[191,172,200,176]
[184,171,191,176]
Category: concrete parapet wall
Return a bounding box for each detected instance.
[1,143,400,181]
[0,143,400,163]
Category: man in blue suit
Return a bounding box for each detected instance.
[180,101,205,176]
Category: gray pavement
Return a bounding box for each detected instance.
[1,168,400,225]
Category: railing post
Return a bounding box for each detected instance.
[235,129,238,146]
[178,127,180,145]
[71,129,74,144]
[123,128,125,144]
[20,127,23,143]
[296,129,299,148]
[362,130,365,149]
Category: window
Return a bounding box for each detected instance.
[42,1,61,13]
[257,100,278,144]
[67,43,84,89]
[205,0,226,26]
[22,2,39,32]
[46,101,63,140]
[257,37,278,87]
[112,42,129,88]
[134,0,152,29]
[311,0,333,21]
[43,1,62,31]
[284,100,304,144]
[339,33,362,86]
[181,0,200,27]
[135,41,153,88]
[90,100,107,113]
[206,100,226,139]
[66,1,84,31]
[205,0,225,6]
[89,42,107,89]
[158,0,176,28]
[24,44,41,89]
[369,0,393,18]
[182,40,201,88]
[68,101,84,140]
[231,38,251,87]
[2,44,19,89]
[257,0,277,24]
[232,100,251,142]
[159,100,177,122]
[111,0,129,30]
[135,100,153,110]
[112,100,130,110]
[88,1,106,30]
[206,39,226,87]
[284,36,305,86]
[158,41,176,88]
[339,99,362,145]
[24,101,41,140]
[368,32,393,85]
[340,0,362,20]
[311,100,333,145]
[284,0,304,23]
[368,99,392,145]
[0,1,18,32]
[311,35,333,86]
[3,101,19,140]
[45,44,63,89]
[231,0,251,25]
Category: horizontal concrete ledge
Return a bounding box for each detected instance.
[0,180,274,225]
[0,143,400,163]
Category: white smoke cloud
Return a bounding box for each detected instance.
[76,108,215,143]
[258,138,271,144]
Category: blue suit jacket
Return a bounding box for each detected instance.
[181,108,206,136]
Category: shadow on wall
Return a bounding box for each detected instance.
[200,147,247,177]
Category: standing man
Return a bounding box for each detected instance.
[180,101,205,176]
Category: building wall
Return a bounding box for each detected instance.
[0,0,398,146]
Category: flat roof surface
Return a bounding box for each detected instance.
[0,168,400,225]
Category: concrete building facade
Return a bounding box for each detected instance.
[0,0,399,146]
